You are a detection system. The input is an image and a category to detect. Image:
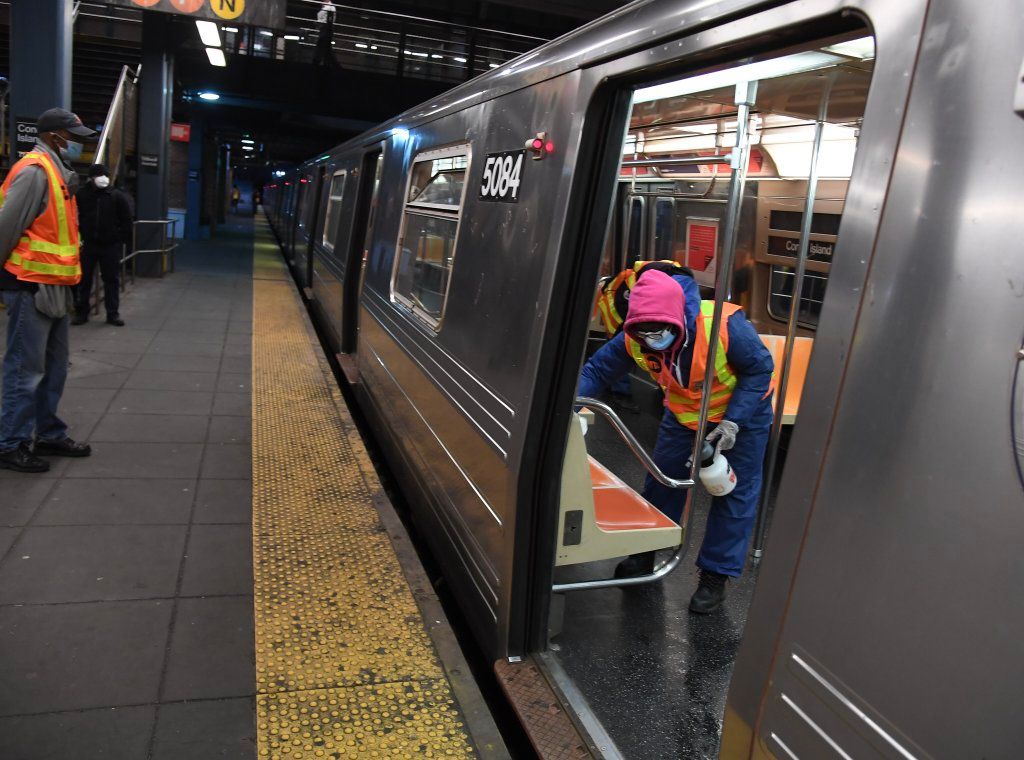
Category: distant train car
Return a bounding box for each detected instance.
[264,0,1024,756]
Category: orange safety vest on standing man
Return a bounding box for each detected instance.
[1,149,81,285]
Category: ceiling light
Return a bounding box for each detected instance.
[223,27,238,33]
[405,50,428,58]
[283,35,300,41]
[259,30,274,37]
[489,63,498,68]
[453,56,467,63]
[431,54,443,59]
[355,43,368,49]
[370,45,378,50]
[206,47,226,67]
[198,91,220,101]
[241,138,255,145]
[242,145,255,151]
[195,20,221,47]
[633,50,845,104]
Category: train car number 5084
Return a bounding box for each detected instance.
[479,150,525,203]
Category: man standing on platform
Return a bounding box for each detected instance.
[0,108,95,473]
[72,164,132,326]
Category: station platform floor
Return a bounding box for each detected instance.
[0,219,503,759]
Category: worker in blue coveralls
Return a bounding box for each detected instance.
[578,268,775,613]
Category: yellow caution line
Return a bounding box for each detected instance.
[251,220,476,758]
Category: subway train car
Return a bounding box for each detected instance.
[263,0,1024,756]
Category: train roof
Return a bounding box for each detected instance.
[295,0,778,171]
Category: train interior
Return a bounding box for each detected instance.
[548,31,875,758]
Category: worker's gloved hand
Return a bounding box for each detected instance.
[706,419,739,453]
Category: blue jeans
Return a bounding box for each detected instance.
[642,400,773,577]
[0,290,70,451]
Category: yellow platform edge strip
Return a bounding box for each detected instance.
[251,221,476,759]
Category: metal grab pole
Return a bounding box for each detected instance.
[752,77,834,558]
[686,81,758,484]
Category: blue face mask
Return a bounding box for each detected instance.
[60,138,83,162]
[639,327,676,351]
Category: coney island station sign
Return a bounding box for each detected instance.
[111,0,286,30]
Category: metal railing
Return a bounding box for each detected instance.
[132,219,178,278]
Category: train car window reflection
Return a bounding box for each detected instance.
[768,266,828,328]
[392,145,470,328]
[322,170,347,250]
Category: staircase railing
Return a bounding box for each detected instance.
[93,64,140,184]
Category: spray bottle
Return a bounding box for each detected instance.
[698,439,737,497]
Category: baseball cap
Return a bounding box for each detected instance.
[36,108,97,139]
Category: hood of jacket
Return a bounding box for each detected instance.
[624,268,701,351]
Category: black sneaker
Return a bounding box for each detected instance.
[689,569,728,614]
[0,443,50,473]
[33,436,92,458]
[613,551,656,579]
[106,315,125,326]
[70,314,88,326]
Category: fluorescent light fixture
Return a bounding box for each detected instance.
[198,91,220,101]
[488,63,498,68]
[205,47,227,67]
[223,27,238,33]
[242,146,255,151]
[453,56,467,63]
[259,29,273,37]
[823,37,875,60]
[405,50,428,57]
[370,45,378,50]
[355,43,368,49]
[283,35,300,41]
[430,54,443,59]
[240,138,255,145]
[195,19,221,47]
[633,50,845,104]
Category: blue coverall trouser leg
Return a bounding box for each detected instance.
[641,401,772,577]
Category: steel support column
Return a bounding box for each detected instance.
[9,0,73,164]
[184,115,204,240]
[136,12,174,276]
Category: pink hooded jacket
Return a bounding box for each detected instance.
[623,269,689,352]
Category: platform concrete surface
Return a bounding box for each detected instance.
[0,221,256,759]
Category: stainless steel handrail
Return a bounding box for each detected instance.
[132,219,178,277]
[94,64,140,179]
[621,154,731,168]
[752,76,835,558]
[576,397,694,489]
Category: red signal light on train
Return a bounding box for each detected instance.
[526,131,551,160]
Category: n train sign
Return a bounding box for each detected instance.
[113,0,286,30]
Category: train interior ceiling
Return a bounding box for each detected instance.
[549,31,874,758]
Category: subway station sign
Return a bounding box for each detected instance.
[113,0,286,30]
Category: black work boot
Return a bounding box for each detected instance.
[70,313,88,326]
[0,443,51,473]
[106,314,125,326]
[689,569,728,614]
[33,436,92,458]
[613,551,656,579]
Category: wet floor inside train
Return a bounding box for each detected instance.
[551,378,778,759]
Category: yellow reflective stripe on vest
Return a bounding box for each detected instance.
[7,251,80,277]
[33,151,73,249]
[700,301,738,389]
[19,236,78,257]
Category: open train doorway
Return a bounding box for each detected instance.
[546,28,876,759]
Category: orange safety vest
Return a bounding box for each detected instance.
[625,301,776,430]
[595,260,683,336]
[1,149,81,285]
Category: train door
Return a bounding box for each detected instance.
[521,6,918,756]
[341,145,383,356]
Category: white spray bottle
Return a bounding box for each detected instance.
[698,439,737,497]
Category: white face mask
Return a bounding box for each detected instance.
[93,175,110,189]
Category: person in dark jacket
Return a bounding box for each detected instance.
[578,269,775,613]
[72,164,132,326]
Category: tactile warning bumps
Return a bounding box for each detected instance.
[251,223,475,758]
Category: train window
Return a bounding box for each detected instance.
[653,197,675,260]
[322,170,347,251]
[392,144,471,328]
[768,265,829,327]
